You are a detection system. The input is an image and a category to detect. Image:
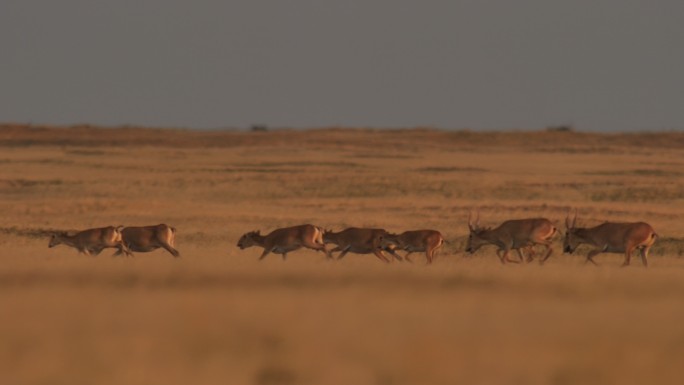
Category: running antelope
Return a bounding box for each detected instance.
[379,230,445,264]
[48,226,132,256]
[466,212,557,264]
[563,211,657,267]
[236,224,332,260]
[113,224,180,257]
[322,227,402,263]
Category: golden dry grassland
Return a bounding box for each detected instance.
[1,125,684,385]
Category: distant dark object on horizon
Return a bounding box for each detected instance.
[251,124,268,132]
[546,125,574,132]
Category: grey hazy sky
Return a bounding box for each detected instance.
[2,1,683,131]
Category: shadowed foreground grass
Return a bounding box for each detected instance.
[2,252,684,385]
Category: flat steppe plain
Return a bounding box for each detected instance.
[2,126,684,385]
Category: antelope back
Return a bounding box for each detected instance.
[398,230,442,247]
[326,228,387,248]
[499,219,549,243]
[122,225,171,246]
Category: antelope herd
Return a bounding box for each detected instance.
[47,211,659,267]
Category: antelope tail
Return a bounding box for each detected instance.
[314,226,325,245]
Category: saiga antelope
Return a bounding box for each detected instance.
[237,224,332,260]
[563,211,657,267]
[465,211,557,264]
[322,227,402,263]
[114,224,180,257]
[379,230,445,264]
[48,226,132,257]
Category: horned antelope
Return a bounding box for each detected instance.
[113,224,180,257]
[322,227,402,263]
[563,211,657,267]
[466,212,557,264]
[379,230,445,264]
[48,226,132,257]
[236,224,332,260]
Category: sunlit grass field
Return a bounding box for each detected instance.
[1,126,684,385]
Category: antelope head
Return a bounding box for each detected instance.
[48,232,65,248]
[237,230,260,249]
[465,210,487,254]
[377,232,399,250]
[322,229,335,244]
[563,209,579,254]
